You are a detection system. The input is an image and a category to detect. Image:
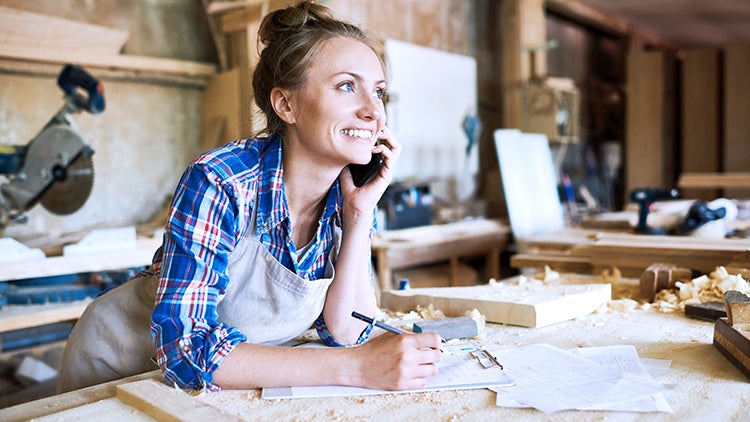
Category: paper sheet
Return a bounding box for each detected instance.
[489,344,666,413]
[262,344,512,399]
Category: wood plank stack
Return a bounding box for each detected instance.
[0,6,215,84]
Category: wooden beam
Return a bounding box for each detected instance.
[544,0,680,53]
[724,44,750,198]
[0,45,215,79]
[681,49,721,200]
[625,36,668,195]
[678,172,750,189]
[218,0,289,33]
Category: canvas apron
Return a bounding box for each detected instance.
[58,215,339,393]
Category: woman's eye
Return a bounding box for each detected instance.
[338,82,354,92]
[375,88,387,100]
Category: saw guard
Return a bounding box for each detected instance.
[1,124,93,214]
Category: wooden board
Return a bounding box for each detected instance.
[713,317,750,381]
[380,280,611,328]
[116,379,243,422]
[681,49,720,201]
[724,45,750,199]
[0,6,128,56]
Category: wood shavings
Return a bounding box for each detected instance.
[533,265,560,282]
[651,266,750,313]
[601,266,622,283]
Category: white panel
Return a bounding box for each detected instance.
[384,39,478,200]
[494,129,564,239]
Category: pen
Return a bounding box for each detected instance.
[351,311,406,334]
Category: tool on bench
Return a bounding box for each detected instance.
[713,290,750,380]
[0,64,104,226]
[639,262,700,302]
[412,317,479,340]
[630,187,680,234]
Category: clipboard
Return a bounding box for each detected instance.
[261,344,513,400]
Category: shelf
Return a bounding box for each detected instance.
[0,300,90,333]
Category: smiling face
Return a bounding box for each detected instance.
[276,36,387,167]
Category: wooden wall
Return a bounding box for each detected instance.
[680,44,750,200]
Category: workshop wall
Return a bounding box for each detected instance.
[0,0,477,241]
[0,0,213,239]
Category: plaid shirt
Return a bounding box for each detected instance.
[149,137,374,391]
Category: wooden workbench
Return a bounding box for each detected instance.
[371,218,510,290]
[512,228,750,277]
[2,278,749,421]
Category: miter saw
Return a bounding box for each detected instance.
[0,64,104,227]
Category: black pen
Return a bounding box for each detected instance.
[351,311,406,334]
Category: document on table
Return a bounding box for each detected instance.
[489,344,669,414]
[261,344,513,400]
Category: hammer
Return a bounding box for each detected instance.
[640,262,700,302]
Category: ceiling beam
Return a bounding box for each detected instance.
[545,0,681,53]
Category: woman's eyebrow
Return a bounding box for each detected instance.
[333,71,386,86]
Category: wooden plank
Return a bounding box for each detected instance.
[201,69,242,151]
[0,301,90,333]
[0,44,216,79]
[625,37,667,195]
[678,172,750,189]
[218,0,289,33]
[713,317,750,381]
[724,44,750,199]
[0,237,160,282]
[0,371,160,422]
[380,281,611,328]
[116,379,244,422]
[0,6,128,56]
[681,49,720,200]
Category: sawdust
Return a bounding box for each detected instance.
[648,266,750,313]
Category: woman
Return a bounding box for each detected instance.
[58,0,441,393]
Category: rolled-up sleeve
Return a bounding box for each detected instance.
[150,161,249,391]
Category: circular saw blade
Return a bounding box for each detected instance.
[40,154,94,215]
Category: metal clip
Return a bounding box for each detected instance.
[470,349,503,370]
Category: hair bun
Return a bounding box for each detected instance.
[258,1,336,47]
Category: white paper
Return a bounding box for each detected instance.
[489,344,665,413]
[262,344,512,399]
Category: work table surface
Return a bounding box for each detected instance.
[2,282,749,421]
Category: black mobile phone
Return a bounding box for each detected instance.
[349,153,383,187]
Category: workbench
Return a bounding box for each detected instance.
[371,218,510,290]
[511,228,750,277]
[2,278,748,421]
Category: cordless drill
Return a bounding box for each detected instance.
[630,187,680,234]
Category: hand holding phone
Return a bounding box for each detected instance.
[349,153,383,187]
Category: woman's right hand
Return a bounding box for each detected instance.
[351,331,442,391]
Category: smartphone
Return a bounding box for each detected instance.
[349,153,383,187]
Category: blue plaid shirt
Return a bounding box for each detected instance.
[149,136,375,391]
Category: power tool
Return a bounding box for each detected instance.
[0,64,104,227]
[630,187,680,234]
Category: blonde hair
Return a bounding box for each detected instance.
[252,0,386,138]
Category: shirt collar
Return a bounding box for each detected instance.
[254,136,342,235]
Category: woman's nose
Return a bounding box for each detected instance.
[357,92,384,121]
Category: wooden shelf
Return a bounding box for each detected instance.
[0,238,160,283]
[0,301,89,333]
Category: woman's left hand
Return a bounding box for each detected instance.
[339,126,401,217]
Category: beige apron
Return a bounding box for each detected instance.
[58,214,340,393]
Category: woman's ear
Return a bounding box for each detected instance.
[270,87,295,124]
